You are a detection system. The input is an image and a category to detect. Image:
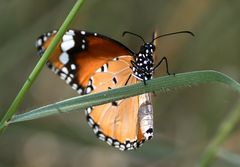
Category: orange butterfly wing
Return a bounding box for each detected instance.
[36,30,133,90]
[36,30,153,151]
[85,56,149,150]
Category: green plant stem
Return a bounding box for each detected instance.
[197,101,240,167]
[0,0,85,133]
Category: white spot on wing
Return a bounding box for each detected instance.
[81,44,85,50]
[87,118,94,127]
[43,36,47,41]
[102,64,108,72]
[61,67,69,74]
[114,141,120,146]
[62,34,73,41]
[69,74,74,78]
[119,145,125,151]
[106,138,113,145]
[93,126,99,133]
[77,88,83,94]
[86,87,92,93]
[59,52,69,64]
[66,77,72,84]
[60,73,67,80]
[71,83,78,90]
[61,40,75,52]
[96,67,101,73]
[36,39,42,46]
[86,107,92,114]
[98,134,105,141]
[81,31,86,35]
[71,64,76,70]
[66,30,75,35]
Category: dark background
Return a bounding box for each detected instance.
[0,0,240,167]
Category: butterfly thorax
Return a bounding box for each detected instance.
[132,43,155,81]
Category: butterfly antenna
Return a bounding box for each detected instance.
[151,31,194,43]
[122,31,146,44]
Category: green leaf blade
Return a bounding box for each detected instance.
[9,70,240,124]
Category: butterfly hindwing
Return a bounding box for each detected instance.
[86,56,153,150]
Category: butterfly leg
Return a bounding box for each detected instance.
[143,79,147,85]
[153,56,175,76]
[124,74,132,86]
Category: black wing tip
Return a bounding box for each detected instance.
[35,30,58,56]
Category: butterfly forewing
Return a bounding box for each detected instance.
[36,30,133,90]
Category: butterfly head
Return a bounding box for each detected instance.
[123,30,195,81]
[122,31,157,81]
[140,43,155,54]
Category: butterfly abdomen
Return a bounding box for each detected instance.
[138,94,154,141]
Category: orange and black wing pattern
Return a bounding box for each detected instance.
[36,30,154,150]
[36,30,133,94]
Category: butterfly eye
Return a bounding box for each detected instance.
[140,45,146,52]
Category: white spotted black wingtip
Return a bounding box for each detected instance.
[36,30,57,56]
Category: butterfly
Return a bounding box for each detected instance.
[36,29,193,151]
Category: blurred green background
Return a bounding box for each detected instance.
[0,0,240,167]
